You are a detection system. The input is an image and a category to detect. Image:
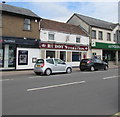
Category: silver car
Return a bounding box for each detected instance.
[34,58,72,75]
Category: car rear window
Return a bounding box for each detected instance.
[36,59,44,64]
[81,59,89,63]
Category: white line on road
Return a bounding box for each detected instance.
[27,80,86,92]
[103,76,118,80]
[28,76,41,79]
[0,79,13,82]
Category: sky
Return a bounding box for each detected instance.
[0,0,119,23]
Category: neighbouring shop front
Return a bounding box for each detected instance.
[40,42,88,67]
[0,36,40,70]
[92,42,120,65]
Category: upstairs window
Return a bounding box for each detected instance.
[92,30,96,39]
[48,33,54,40]
[24,18,31,30]
[76,37,80,43]
[98,31,103,40]
[107,33,111,41]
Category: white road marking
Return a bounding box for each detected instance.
[103,76,118,80]
[27,80,86,92]
[28,76,41,79]
[0,79,13,82]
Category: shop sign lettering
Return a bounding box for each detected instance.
[108,45,120,49]
[40,43,88,51]
[4,39,15,43]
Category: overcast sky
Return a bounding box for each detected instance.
[0,0,119,23]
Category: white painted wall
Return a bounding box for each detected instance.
[16,48,40,69]
[40,29,89,45]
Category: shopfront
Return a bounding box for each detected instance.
[92,42,120,65]
[40,42,88,67]
[0,36,40,70]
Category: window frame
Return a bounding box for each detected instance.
[48,33,55,41]
[76,37,81,43]
[107,33,111,41]
[23,18,31,31]
[98,31,103,40]
[92,30,96,39]
[114,33,116,42]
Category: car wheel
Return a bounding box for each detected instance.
[90,66,95,71]
[66,68,72,74]
[104,65,108,70]
[45,69,51,76]
[35,72,41,75]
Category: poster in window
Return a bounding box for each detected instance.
[18,50,28,65]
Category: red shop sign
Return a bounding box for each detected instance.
[40,43,88,51]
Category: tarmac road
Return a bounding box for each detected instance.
[2,68,119,115]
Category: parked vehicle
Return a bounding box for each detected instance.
[34,58,72,75]
[79,58,108,71]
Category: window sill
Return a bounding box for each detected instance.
[23,29,32,32]
[98,38,103,40]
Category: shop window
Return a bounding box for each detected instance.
[76,37,80,43]
[60,51,66,61]
[8,47,15,67]
[92,30,96,39]
[72,52,81,62]
[46,51,55,58]
[98,31,103,40]
[48,33,54,40]
[24,18,31,30]
[103,50,115,61]
[107,33,111,41]
[0,48,3,67]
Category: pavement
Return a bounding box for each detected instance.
[1,64,119,77]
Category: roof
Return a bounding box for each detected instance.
[73,13,117,30]
[0,3,40,18]
[40,19,88,37]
